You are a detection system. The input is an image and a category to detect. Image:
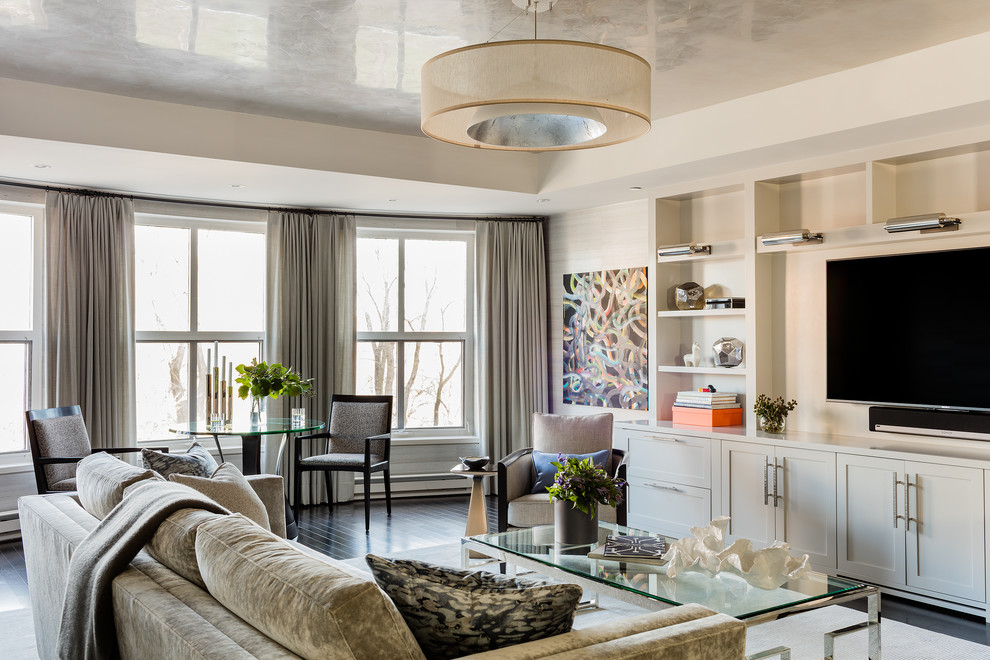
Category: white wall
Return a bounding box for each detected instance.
[545,199,652,420]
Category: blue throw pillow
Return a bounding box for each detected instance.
[531,449,610,494]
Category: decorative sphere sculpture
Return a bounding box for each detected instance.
[712,337,744,368]
[675,281,705,310]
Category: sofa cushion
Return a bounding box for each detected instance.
[144,508,228,589]
[195,515,425,660]
[170,463,270,531]
[365,554,582,659]
[143,441,218,478]
[76,452,163,519]
[530,449,609,494]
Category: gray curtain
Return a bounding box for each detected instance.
[266,210,356,506]
[477,220,549,463]
[45,191,136,448]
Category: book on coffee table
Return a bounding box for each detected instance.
[587,534,668,564]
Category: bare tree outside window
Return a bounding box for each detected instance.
[356,235,468,429]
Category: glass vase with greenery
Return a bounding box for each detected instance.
[234,359,314,419]
[546,453,626,517]
[753,394,797,434]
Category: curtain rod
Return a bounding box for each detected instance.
[0,179,545,222]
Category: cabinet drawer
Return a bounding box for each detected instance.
[627,478,711,539]
[626,431,711,488]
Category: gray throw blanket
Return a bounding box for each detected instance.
[57,481,228,660]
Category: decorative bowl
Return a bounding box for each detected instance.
[460,456,490,470]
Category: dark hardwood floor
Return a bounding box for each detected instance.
[2,493,988,649]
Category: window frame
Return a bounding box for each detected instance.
[0,201,44,458]
[133,213,266,443]
[356,222,476,439]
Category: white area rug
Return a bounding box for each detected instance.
[5,543,988,659]
[350,543,990,660]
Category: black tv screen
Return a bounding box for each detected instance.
[826,247,990,412]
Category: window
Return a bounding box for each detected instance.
[0,204,43,454]
[356,227,474,433]
[134,215,265,440]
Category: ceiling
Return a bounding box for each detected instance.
[1,0,990,213]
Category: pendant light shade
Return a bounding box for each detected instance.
[421,39,651,151]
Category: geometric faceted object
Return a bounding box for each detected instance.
[674,281,705,310]
[712,337,744,368]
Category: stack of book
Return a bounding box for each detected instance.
[672,390,743,426]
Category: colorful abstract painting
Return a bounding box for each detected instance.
[563,268,648,409]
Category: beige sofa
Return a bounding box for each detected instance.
[19,479,746,659]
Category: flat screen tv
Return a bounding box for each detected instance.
[826,246,990,412]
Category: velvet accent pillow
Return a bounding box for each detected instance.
[142,441,218,479]
[195,515,426,660]
[76,452,163,519]
[365,554,581,659]
[169,463,270,531]
[530,449,609,494]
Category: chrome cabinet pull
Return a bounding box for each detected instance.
[645,482,682,493]
[645,435,684,443]
[773,459,782,508]
[905,474,917,532]
[892,473,905,529]
[763,460,770,505]
[904,474,912,531]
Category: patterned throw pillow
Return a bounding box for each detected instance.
[142,441,218,478]
[365,554,581,659]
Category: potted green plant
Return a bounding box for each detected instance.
[234,359,314,424]
[753,394,797,434]
[546,453,626,545]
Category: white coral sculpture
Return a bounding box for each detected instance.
[661,516,810,589]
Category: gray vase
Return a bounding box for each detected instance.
[554,499,599,545]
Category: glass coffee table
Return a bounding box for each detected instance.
[463,523,880,660]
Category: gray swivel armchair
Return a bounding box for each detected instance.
[497,412,627,532]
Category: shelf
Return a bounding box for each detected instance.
[658,366,747,375]
[658,309,746,318]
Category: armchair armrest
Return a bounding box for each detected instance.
[294,431,329,443]
[245,474,286,539]
[497,448,534,532]
[611,448,628,526]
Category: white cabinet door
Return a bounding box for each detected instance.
[905,461,985,602]
[628,478,711,539]
[775,447,836,569]
[721,442,775,546]
[837,454,905,586]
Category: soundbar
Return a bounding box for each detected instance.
[869,406,990,442]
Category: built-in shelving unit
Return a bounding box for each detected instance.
[650,137,990,433]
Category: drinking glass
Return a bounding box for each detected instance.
[291,408,306,427]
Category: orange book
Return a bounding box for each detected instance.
[671,406,743,427]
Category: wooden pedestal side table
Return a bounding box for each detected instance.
[450,463,497,557]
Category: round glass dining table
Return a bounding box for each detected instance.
[169,418,325,539]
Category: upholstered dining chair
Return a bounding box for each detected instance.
[25,405,160,494]
[292,394,393,533]
[497,412,627,532]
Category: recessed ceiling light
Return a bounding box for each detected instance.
[229,184,245,188]
[33,164,51,169]
[628,185,642,190]
[537,198,551,203]
[388,198,398,202]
